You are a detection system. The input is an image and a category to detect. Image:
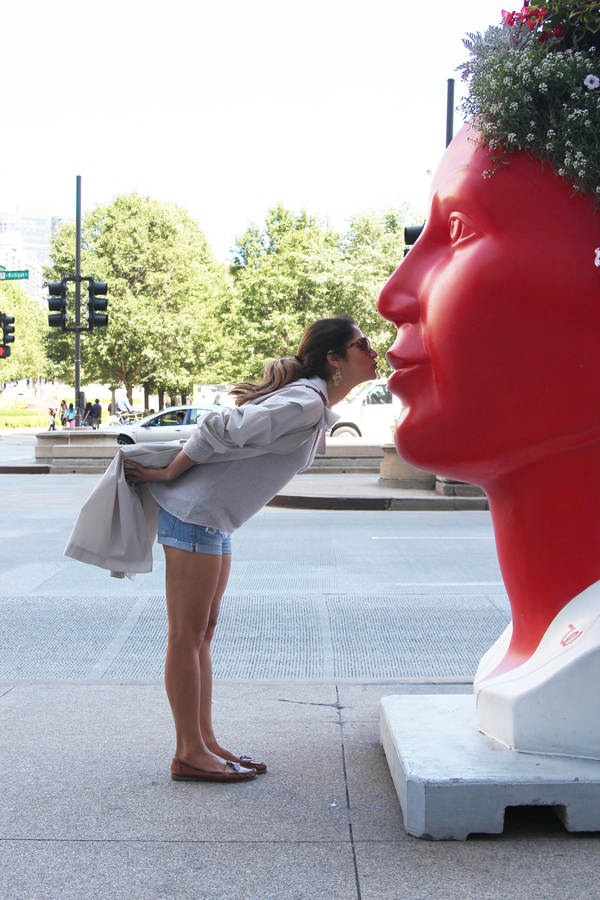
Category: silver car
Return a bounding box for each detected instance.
[115,404,218,445]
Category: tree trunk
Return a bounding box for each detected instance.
[144,385,151,413]
[158,390,165,410]
[125,383,134,405]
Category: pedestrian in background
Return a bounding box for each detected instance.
[90,399,102,430]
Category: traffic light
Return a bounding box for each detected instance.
[0,312,15,358]
[403,225,424,257]
[48,280,69,329]
[88,280,108,330]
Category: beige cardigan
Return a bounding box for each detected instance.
[64,378,338,577]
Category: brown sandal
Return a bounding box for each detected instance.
[171,756,257,782]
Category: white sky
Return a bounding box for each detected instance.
[1,0,504,260]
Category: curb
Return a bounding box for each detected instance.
[0,465,50,474]
[268,494,489,511]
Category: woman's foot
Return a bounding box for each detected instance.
[205,742,267,774]
[171,756,256,782]
[175,748,246,776]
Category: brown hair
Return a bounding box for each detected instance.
[231,315,357,406]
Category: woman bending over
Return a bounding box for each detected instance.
[125,315,379,782]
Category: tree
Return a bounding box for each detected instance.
[0,282,50,382]
[229,204,343,379]
[336,205,423,363]
[228,202,422,379]
[44,193,234,401]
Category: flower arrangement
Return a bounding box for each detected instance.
[459,2,600,203]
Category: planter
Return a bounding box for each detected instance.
[378,444,436,489]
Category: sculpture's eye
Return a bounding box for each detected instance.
[448,213,479,246]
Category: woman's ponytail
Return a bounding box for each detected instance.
[230,315,356,406]
[231,356,307,406]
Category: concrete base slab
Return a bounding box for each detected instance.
[380,694,600,840]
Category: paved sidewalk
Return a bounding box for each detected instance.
[2,679,600,900]
[1,475,598,898]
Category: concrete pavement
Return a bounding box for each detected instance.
[1,474,599,898]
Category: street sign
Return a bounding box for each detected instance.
[0,270,29,281]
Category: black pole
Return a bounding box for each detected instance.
[446,78,455,147]
[75,176,82,426]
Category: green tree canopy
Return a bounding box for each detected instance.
[229,202,420,380]
[0,282,50,382]
[228,204,341,379]
[337,205,421,361]
[45,192,234,400]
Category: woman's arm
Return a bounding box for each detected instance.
[124,449,197,484]
[184,386,326,464]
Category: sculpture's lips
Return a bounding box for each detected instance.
[386,356,423,371]
[386,348,429,371]
[386,350,430,400]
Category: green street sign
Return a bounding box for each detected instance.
[0,270,29,281]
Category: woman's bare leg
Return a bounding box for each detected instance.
[198,553,237,758]
[164,545,230,772]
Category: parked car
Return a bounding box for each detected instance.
[113,404,218,445]
[329,378,401,439]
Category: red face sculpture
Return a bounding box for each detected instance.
[379,123,600,481]
[378,123,600,672]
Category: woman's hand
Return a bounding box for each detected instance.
[124,449,197,485]
[124,460,173,484]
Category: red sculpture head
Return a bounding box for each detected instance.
[378,123,600,486]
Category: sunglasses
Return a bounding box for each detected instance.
[346,336,372,354]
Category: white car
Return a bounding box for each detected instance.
[114,404,218,445]
[330,378,401,439]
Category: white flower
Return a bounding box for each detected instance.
[585,74,600,90]
[595,247,600,267]
[527,133,535,142]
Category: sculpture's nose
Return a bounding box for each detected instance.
[377,266,421,328]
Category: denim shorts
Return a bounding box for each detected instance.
[157,508,232,555]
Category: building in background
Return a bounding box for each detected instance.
[0,205,71,305]
[0,205,71,266]
[0,235,45,305]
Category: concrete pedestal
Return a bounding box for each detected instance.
[378,444,436,489]
[380,694,600,840]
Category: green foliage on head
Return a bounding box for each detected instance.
[459,3,600,202]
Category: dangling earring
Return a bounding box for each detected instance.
[333,368,342,387]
